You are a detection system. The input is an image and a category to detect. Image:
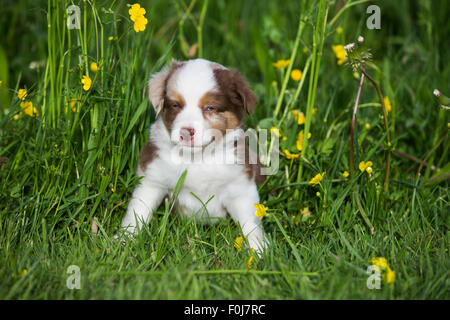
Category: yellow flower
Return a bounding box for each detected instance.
[108,36,114,41]
[17,89,27,101]
[133,15,148,32]
[254,203,268,221]
[297,112,306,125]
[20,269,27,277]
[296,136,303,151]
[128,3,146,21]
[309,172,325,185]
[290,110,305,125]
[272,59,290,70]
[70,98,79,112]
[342,171,349,178]
[359,161,373,173]
[296,130,311,151]
[81,75,92,91]
[234,236,244,251]
[128,3,148,33]
[366,166,373,175]
[365,123,371,130]
[270,126,281,137]
[284,149,300,160]
[247,255,254,270]
[301,207,311,218]
[371,257,389,270]
[332,45,347,65]
[371,257,395,285]
[90,62,99,73]
[384,96,392,113]
[20,101,37,117]
[291,69,303,81]
[385,267,396,284]
[336,27,343,34]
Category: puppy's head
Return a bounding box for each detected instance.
[148,59,256,149]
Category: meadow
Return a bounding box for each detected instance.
[0,0,448,299]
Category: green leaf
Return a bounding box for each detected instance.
[0,45,9,110]
[257,117,276,129]
[319,137,336,156]
[123,100,149,139]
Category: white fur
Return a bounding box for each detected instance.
[120,59,267,254]
[167,59,219,148]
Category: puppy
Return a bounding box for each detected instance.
[119,58,268,254]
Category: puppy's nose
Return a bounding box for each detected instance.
[180,127,195,141]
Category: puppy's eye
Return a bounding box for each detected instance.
[204,106,215,112]
[172,103,182,109]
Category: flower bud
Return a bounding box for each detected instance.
[344,43,355,53]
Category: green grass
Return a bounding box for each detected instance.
[0,0,449,299]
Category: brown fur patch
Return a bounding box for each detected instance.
[161,90,186,132]
[235,135,266,185]
[198,91,241,135]
[213,68,263,183]
[139,139,158,172]
[213,68,257,115]
[245,160,266,185]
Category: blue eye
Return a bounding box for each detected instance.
[172,103,181,109]
[205,106,215,111]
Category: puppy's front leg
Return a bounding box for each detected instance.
[120,179,167,235]
[224,186,268,255]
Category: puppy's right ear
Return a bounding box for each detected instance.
[148,60,180,116]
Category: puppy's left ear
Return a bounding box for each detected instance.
[234,71,257,115]
[214,68,257,115]
[148,60,181,116]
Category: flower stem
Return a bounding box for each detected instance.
[276,55,312,128]
[361,69,391,193]
[350,67,365,178]
[354,186,375,234]
[393,149,438,172]
[273,16,305,118]
[415,127,449,182]
[412,127,449,214]
[196,0,208,58]
[297,0,328,184]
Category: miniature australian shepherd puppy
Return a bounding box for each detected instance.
[118,58,268,254]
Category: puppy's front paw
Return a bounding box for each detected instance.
[113,226,137,244]
[248,234,269,258]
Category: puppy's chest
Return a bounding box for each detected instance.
[155,143,241,190]
[149,152,243,217]
[171,161,239,196]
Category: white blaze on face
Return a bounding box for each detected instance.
[166,59,221,148]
